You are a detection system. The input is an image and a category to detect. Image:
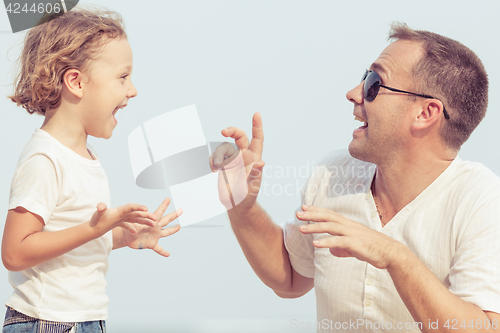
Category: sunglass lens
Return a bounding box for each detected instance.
[363,71,380,102]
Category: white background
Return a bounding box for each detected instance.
[1,1,499,332]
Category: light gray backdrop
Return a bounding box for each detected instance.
[1,1,499,332]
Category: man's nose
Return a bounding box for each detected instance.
[346,81,364,106]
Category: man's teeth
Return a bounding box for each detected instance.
[354,116,368,127]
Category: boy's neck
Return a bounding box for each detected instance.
[41,107,93,160]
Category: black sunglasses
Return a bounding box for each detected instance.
[361,70,450,120]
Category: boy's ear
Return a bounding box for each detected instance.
[62,69,84,99]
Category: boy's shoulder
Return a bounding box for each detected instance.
[16,129,69,167]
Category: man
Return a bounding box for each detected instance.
[210,23,500,332]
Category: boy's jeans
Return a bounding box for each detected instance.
[3,307,106,333]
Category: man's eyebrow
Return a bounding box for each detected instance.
[370,62,392,83]
[369,63,387,75]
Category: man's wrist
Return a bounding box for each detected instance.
[227,199,277,236]
[386,242,415,274]
[228,201,261,223]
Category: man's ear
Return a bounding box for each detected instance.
[411,100,444,131]
[62,69,85,99]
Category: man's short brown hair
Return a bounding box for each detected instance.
[389,22,488,151]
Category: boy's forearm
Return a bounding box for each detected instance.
[2,219,104,272]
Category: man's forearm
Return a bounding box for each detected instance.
[388,246,498,333]
[228,203,296,293]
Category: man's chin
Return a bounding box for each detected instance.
[348,142,372,163]
[348,141,361,158]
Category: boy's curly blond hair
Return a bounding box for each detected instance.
[10,7,126,115]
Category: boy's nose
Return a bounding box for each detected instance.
[128,82,138,98]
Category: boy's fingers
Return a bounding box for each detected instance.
[120,204,149,219]
[128,210,156,221]
[159,209,183,228]
[153,198,170,218]
[96,202,107,212]
[120,222,137,234]
[153,244,170,257]
[161,224,181,237]
[128,217,155,227]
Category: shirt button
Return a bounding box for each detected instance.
[366,279,372,286]
[370,212,377,218]
[364,300,371,307]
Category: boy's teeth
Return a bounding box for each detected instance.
[355,116,364,122]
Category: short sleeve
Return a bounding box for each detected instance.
[9,154,60,224]
[449,197,500,313]
[282,214,316,279]
[282,150,362,280]
[281,165,326,279]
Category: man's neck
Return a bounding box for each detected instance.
[372,151,456,224]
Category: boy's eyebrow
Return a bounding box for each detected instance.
[119,66,133,72]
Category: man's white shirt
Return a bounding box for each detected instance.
[283,150,500,332]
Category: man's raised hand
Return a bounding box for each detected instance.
[209,113,266,210]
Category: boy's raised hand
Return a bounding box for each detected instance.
[120,198,182,257]
[90,202,157,236]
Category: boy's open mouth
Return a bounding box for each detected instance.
[112,105,127,117]
[112,106,121,116]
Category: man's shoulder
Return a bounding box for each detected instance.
[452,158,500,200]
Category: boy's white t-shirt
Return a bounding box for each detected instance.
[6,129,113,322]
